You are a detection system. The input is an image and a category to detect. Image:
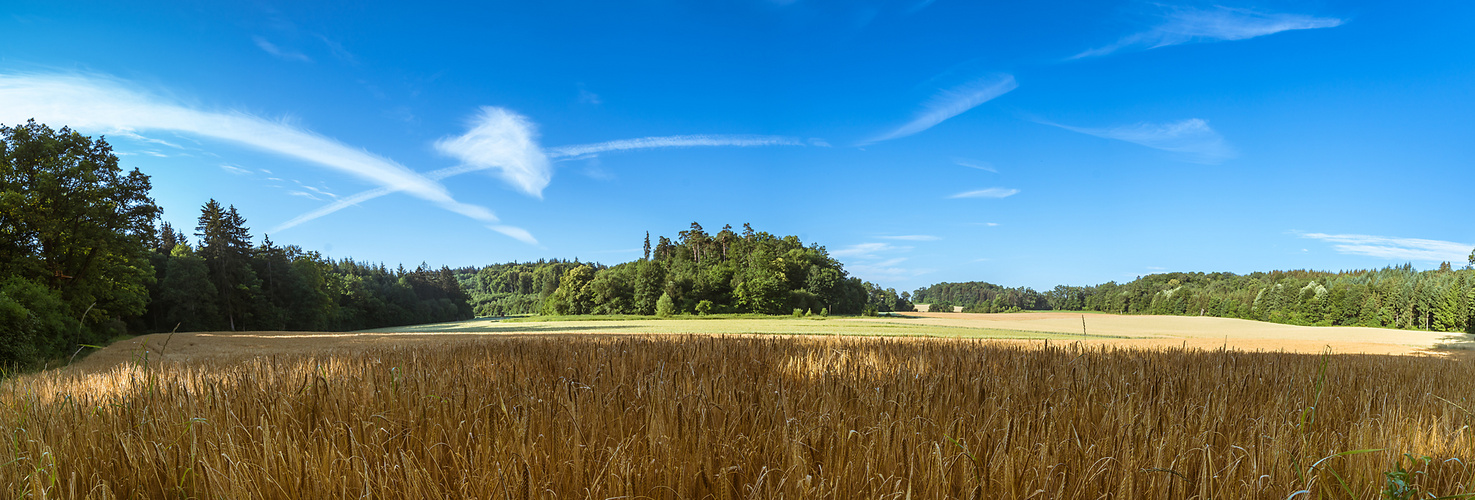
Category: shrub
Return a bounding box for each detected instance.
[656,292,676,317]
[696,300,714,316]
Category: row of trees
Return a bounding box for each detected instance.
[464,224,915,317]
[1059,265,1475,332]
[915,263,1475,333]
[912,282,1051,313]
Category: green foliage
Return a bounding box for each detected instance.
[1,121,159,364]
[655,292,675,317]
[0,277,79,366]
[819,307,829,317]
[1381,454,1430,499]
[792,308,803,318]
[695,299,713,316]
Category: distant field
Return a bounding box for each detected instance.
[853,312,1467,355]
[70,312,1468,372]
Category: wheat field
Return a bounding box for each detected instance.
[3,335,1474,498]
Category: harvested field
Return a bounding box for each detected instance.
[5,335,1475,498]
[851,312,1467,355]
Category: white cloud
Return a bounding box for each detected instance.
[869,74,1017,144]
[219,164,253,175]
[315,34,357,64]
[1075,6,1343,59]
[287,191,321,200]
[433,106,552,198]
[292,180,339,199]
[831,242,909,259]
[1043,118,1235,164]
[253,36,313,62]
[546,134,803,158]
[881,235,941,241]
[1300,233,1473,263]
[0,72,507,234]
[113,130,184,149]
[954,158,997,173]
[489,225,539,245]
[577,88,602,105]
[949,188,1019,199]
[832,242,930,281]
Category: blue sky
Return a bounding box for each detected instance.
[2,1,1472,292]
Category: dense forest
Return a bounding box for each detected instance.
[458,224,914,318]
[915,263,1475,333]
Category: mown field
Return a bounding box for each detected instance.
[5,332,1475,498]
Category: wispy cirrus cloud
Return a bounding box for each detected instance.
[831,242,909,259]
[489,225,539,245]
[253,36,313,62]
[1042,118,1235,164]
[832,242,933,281]
[868,74,1017,144]
[1300,233,1473,263]
[1075,6,1343,59]
[546,134,804,158]
[950,188,1019,199]
[0,73,525,238]
[219,164,253,175]
[954,158,997,173]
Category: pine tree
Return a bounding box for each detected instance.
[196,200,260,331]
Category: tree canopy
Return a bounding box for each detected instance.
[1,121,159,365]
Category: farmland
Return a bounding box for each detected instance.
[4,315,1474,498]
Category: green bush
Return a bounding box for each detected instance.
[655,292,676,318]
[0,277,80,367]
[695,300,714,316]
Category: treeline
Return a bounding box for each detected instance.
[462,224,914,317]
[1,121,473,366]
[916,264,1475,333]
[140,200,472,334]
[1058,266,1475,331]
[911,282,1050,313]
